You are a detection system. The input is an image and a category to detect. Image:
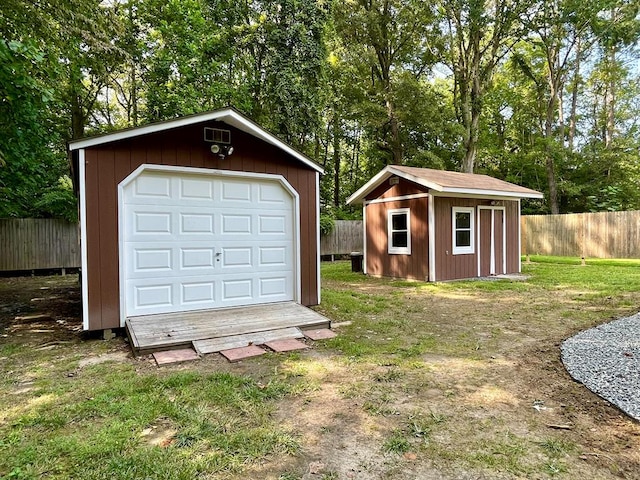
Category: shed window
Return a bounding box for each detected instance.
[388,208,411,254]
[452,207,475,255]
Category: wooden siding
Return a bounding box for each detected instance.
[83,122,318,330]
[366,177,427,200]
[0,219,80,271]
[433,198,520,281]
[320,220,363,255]
[505,201,520,273]
[365,197,429,280]
[522,210,640,259]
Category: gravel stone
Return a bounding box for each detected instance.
[561,313,640,420]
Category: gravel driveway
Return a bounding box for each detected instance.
[562,313,640,421]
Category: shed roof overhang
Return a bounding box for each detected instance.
[68,107,323,174]
[346,165,544,204]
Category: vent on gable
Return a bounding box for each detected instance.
[204,127,231,144]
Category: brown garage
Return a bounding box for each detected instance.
[346,165,543,281]
[69,108,323,333]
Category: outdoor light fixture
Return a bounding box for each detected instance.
[204,127,234,159]
[210,143,234,160]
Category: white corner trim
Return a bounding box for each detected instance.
[362,205,367,274]
[79,149,89,330]
[315,172,321,304]
[502,208,507,273]
[116,164,302,326]
[518,199,522,272]
[428,194,435,281]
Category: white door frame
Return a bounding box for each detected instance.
[117,164,301,326]
[477,206,506,277]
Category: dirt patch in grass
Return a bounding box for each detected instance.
[2,265,640,479]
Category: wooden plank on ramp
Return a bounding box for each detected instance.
[193,327,303,355]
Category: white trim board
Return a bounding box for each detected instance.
[315,172,321,304]
[347,165,543,205]
[427,194,435,281]
[78,149,89,330]
[69,108,323,174]
[477,206,506,277]
[364,193,430,205]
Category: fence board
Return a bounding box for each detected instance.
[320,220,363,256]
[0,219,80,271]
[521,210,640,259]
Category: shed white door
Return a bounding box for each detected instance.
[121,170,296,318]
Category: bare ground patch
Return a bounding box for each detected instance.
[2,267,640,479]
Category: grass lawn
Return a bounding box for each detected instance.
[1,259,640,479]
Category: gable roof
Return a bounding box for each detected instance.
[347,165,543,204]
[68,107,323,174]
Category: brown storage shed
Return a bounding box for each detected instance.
[346,165,543,282]
[69,108,323,332]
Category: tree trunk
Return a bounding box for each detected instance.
[545,95,560,214]
[568,36,581,151]
[70,89,85,140]
[332,116,341,207]
[604,45,616,149]
[386,97,402,164]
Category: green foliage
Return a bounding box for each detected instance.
[1,0,640,220]
[382,429,412,454]
[0,362,299,478]
[319,214,335,237]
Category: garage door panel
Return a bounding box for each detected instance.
[123,171,296,317]
[181,247,216,270]
[133,174,172,199]
[221,180,252,202]
[221,247,253,268]
[258,214,288,234]
[180,213,215,234]
[259,276,290,298]
[258,183,290,204]
[221,214,252,234]
[127,281,174,314]
[179,177,214,200]
[181,280,215,305]
[134,248,173,272]
[259,246,288,267]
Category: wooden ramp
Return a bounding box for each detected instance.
[126,302,331,355]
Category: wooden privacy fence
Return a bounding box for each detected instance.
[321,220,363,256]
[0,218,80,271]
[522,210,640,259]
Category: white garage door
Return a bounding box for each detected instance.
[121,170,296,318]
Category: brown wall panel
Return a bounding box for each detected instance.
[83,121,318,330]
[365,197,428,281]
[434,197,480,281]
[84,150,103,328]
[434,198,521,280]
[366,177,427,201]
[96,150,120,329]
[505,201,520,273]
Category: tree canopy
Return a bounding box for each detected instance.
[1,0,639,220]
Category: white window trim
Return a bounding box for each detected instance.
[388,208,411,255]
[452,206,475,255]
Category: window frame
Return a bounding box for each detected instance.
[387,208,411,255]
[452,206,475,255]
